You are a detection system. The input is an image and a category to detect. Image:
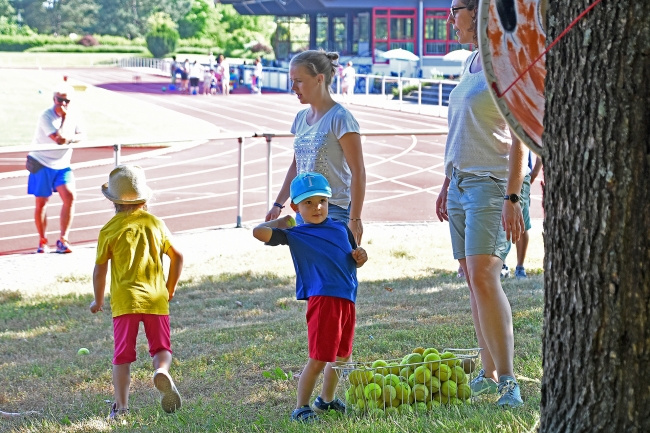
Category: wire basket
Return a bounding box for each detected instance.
[332,347,480,416]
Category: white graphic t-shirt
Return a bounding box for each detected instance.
[29,107,82,169]
[290,103,360,209]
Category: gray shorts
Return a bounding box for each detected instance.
[447,170,511,262]
[520,175,531,231]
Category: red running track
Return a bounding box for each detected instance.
[0,67,543,255]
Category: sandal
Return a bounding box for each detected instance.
[107,403,129,421]
[291,406,319,423]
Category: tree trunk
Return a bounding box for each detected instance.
[541,1,650,431]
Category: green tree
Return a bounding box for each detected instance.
[13,0,97,35]
[201,4,275,56]
[178,0,209,39]
[145,12,178,57]
[0,0,15,18]
[91,0,190,38]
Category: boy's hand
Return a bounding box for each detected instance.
[89,300,103,313]
[352,247,368,267]
[168,288,175,301]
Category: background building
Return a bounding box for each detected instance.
[219,0,472,77]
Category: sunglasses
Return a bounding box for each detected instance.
[449,6,467,18]
[55,96,71,104]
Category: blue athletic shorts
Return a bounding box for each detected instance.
[27,166,73,198]
[447,169,511,262]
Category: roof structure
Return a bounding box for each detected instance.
[219,0,449,15]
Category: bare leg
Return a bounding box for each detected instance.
[466,254,515,381]
[320,356,350,402]
[296,358,327,408]
[153,350,172,371]
[34,197,48,239]
[113,363,131,410]
[515,230,529,267]
[56,183,75,240]
[460,258,496,377]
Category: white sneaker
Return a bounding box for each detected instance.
[500,264,510,279]
[153,369,182,413]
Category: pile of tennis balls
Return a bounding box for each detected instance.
[344,347,477,417]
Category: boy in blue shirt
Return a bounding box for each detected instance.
[253,172,368,423]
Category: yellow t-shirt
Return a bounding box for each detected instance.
[96,210,172,317]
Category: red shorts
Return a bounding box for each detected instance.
[306,296,355,362]
[112,314,172,365]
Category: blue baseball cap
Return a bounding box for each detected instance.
[290,172,332,204]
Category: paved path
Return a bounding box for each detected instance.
[0,68,543,255]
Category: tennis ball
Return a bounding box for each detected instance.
[77,348,90,355]
[369,408,385,418]
[390,397,401,408]
[432,392,449,405]
[372,359,388,369]
[440,351,457,367]
[408,373,416,388]
[450,397,464,405]
[161,86,167,92]
[356,398,366,411]
[427,399,441,410]
[385,406,399,417]
[412,347,425,355]
[433,364,452,381]
[387,363,401,375]
[371,373,385,387]
[382,385,397,402]
[461,358,477,374]
[350,369,373,386]
[412,402,427,412]
[365,399,380,410]
[286,216,297,227]
[345,385,358,404]
[364,383,382,401]
[412,384,429,402]
[441,380,458,397]
[355,384,365,400]
[427,376,441,394]
[384,374,400,388]
[422,347,439,357]
[456,383,472,400]
[450,365,468,384]
[403,353,423,365]
[394,382,411,401]
[414,365,431,384]
[399,366,411,378]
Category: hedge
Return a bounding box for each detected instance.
[26,45,149,54]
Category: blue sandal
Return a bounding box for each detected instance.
[291,406,319,423]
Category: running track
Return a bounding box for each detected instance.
[0,68,543,255]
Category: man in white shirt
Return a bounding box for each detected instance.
[342,61,356,100]
[218,55,230,95]
[28,83,85,254]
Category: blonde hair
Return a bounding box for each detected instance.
[290,49,340,87]
[114,202,147,214]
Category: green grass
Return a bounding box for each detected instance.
[0,266,543,432]
[0,67,221,147]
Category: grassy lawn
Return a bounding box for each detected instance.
[0,66,221,148]
[0,225,544,432]
[0,52,142,69]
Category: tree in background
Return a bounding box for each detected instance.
[12,0,98,35]
[178,0,209,39]
[145,12,178,58]
[93,0,190,39]
[541,0,650,431]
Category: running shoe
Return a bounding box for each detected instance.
[496,376,524,408]
[37,238,49,254]
[56,239,72,254]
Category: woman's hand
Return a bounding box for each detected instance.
[265,206,282,222]
[436,177,451,222]
[501,201,524,243]
[348,219,363,246]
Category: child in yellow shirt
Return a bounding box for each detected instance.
[90,165,184,420]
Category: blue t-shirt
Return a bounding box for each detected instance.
[266,218,358,303]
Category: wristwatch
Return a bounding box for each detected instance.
[504,193,520,204]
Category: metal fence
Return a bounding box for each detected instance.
[2,128,447,228]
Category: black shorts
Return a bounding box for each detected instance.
[180,72,188,80]
[190,77,199,86]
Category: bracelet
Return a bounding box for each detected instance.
[349,218,361,221]
[273,202,285,209]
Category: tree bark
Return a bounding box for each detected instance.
[541,1,650,431]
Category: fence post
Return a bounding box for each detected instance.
[438,81,443,117]
[381,75,386,97]
[236,137,244,228]
[399,77,403,111]
[113,144,121,167]
[418,81,422,115]
[265,134,273,212]
[365,74,370,107]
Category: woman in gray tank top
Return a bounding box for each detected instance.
[435,0,527,408]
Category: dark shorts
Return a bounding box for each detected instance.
[307,296,355,362]
[190,77,199,86]
[27,166,73,198]
[112,313,172,365]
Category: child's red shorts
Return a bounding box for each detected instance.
[112,313,172,365]
[306,295,355,362]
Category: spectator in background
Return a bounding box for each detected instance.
[28,83,85,254]
[218,55,230,95]
[239,61,246,85]
[180,59,190,93]
[251,57,263,94]
[207,51,215,70]
[341,61,356,101]
[170,55,179,88]
[189,61,203,95]
[203,67,213,96]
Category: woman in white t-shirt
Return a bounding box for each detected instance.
[217,55,230,95]
[435,0,527,408]
[265,49,366,245]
